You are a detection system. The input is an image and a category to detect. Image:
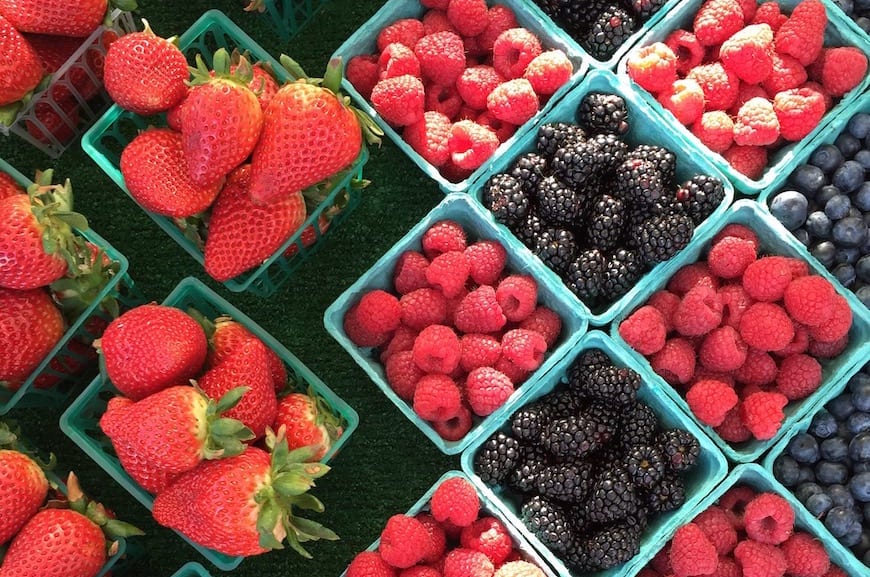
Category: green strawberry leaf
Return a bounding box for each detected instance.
[214,386,249,413]
[103,519,145,538]
[291,516,339,542]
[272,472,315,497]
[278,54,307,81]
[282,526,312,559]
[288,493,324,513]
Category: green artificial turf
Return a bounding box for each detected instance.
[0,1,461,575]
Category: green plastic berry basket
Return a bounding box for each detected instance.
[610,199,870,463]
[0,159,142,416]
[331,0,589,195]
[337,470,559,577]
[460,330,728,577]
[323,193,588,455]
[255,0,330,41]
[59,276,360,572]
[171,562,213,577]
[472,68,735,328]
[616,0,870,196]
[80,9,368,298]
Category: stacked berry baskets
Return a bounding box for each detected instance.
[619,0,870,195]
[477,68,734,327]
[460,330,728,577]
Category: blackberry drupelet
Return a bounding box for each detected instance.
[583,463,638,524]
[510,152,549,194]
[552,139,601,189]
[586,195,626,252]
[534,227,577,274]
[577,521,643,571]
[584,6,637,59]
[627,144,676,183]
[509,443,553,494]
[578,92,630,136]
[558,0,613,36]
[645,470,686,513]
[568,348,613,388]
[511,401,553,442]
[658,429,701,472]
[620,401,660,449]
[616,158,668,208]
[521,495,575,555]
[537,175,582,227]
[590,132,629,173]
[543,415,612,458]
[483,173,530,229]
[539,388,582,419]
[579,366,641,406]
[676,174,726,225]
[625,444,666,489]
[535,461,594,503]
[630,0,668,19]
[564,248,606,301]
[586,399,623,438]
[634,213,694,267]
[514,209,546,248]
[475,432,522,485]
[536,121,585,158]
[599,248,643,302]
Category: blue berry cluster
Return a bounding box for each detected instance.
[833,0,870,35]
[768,112,870,309]
[772,363,870,567]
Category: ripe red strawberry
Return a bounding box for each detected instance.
[203,164,307,282]
[273,390,344,461]
[26,98,81,145]
[0,425,48,546]
[0,14,44,106]
[0,170,23,199]
[207,316,287,392]
[0,0,109,38]
[283,214,331,258]
[0,287,65,386]
[248,56,381,204]
[152,434,337,557]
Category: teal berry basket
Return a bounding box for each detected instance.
[331,0,589,195]
[0,159,141,416]
[59,276,360,572]
[337,470,559,577]
[323,193,588,455]
[254,0,330,41]
[472,67,735,328]
[611,199,870,463]
[171,562,213,577]
[460,330,728,577]
[617,0,870,196]
[81,9,368,298]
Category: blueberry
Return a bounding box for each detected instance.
[852,378,870,411]
[816,460,850,484]
[795,482,824,503]
[865,548,870,567]
[789,433,821,463]
[848,411,870,434]
[821,436,850,461]
[834,0,855,14]
[848,112,870,139]
[833,161,865,194]
[833,263,857,287]
[826,505,860,537]
[811,144,846,174]
[859,16,870,36]
[817,185,842,207]
[851,372,870,392]
[835,246,861,265]
[854,529,870,557]
[773,454,802,486]
[858,0,870,11]
[839,421,853,440]
[812,241,837,268]
[826,194,852,220]
[832,216,869,248]
[793,228,812,246]
[797,466,816,485]
[810,410,840,438]
[836,133,862,158]
[857,284,870,308]
[790,165,827,194]
[854,182,870,211]
[828,484,856,509]
[850,431,870,461]
[865,502,870,523]
[806,211,833,239]
[770,191,809,230]
[860,256,870,283]
[840,521,864,547]
[864,212,870,227]
[855,149,870,170]
[850,471,870,502]
[849,207,865,219]
[806,491,834,517]
[856,461,870,474]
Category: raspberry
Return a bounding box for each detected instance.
[752,2,788,31]
[457,66,504,111]
[734,0,756,21]
[762,53,807,95]
[421,0,450,9]
[619,305,667,355]
[346,54,379,100]
[734,98,780,147]
[817,46,868,97]
[430,476,480,527]
[651,545,673,575]
[692,111,734,153]
[386,350,425,400]
[400,567,440,577]
[347,551,396,577]
[708,236,757,280]
[740,390,788,440]
[487,79,539,126]
[405,111,452,167]
[415,512,447,563]
[379,514,432,568]
[693,506,738,555]
[345,304,391,347]
[378,18,425,53]
[739,302,795,351]
[627,42,678,94]
[694,368,736,388]
[775,0,827,66]
[423,221,466,259]
[799,81,833,112]
[495,275,537,322]
[780,532,830,577]
[422,9,454,35]
[371,75,425,127]
[687,379,739,426]
[465,240,507,286]
[710,558,742,577]
[381,324,419,362]
[716,405,752,442]
[719,284,754,329]
[658,78,705,125]
[668,262,718,295]
[669,523,719,577]
[493,357,530,386]
[445,0,488,36]
[665,30,705,75]
[719,485,756,528]
[744,492,795,545]
[432,403,474,441]
[723,145,768,179]
[651,337,696,386]
[783,258,809,279]
[713,224,759,250]
[782,276,835,327]
[478,5,519,53]
[720,24,774,84]
[821,567,847,577]
[426,83,463,120]
[773,88,826,142]
[734,540,787,577]
[648,290,681,332]
[694,0,745,47]
[743,256,793,302]
[687,62,739,111]
[492,28,542,80]
[415,31,466,86]
[500,329,547,372]
[443,548,494,577]
[355,290,402,336]
[699,326,748,372]
[425,251,471,299]
[673,283,724,337]
[807,333,848,358]
[414,373,462,421]
[808,294,851,344]
[523,50,573,96]
[394,251,430,294]
[449,120,500,170]
[401,288,448,331]
[774,323,810,357]
[493,561,546,577]
[460,334,502,372]
[730,83,771,116]
[734,348,777,386]
[413,324,461,374]
[454,286,507,334]
[466,366,515,416]
[378,43,421,80]
[460,516,512,566]
[475,111,517,143]
[519,306,561,348]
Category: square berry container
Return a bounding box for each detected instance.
[330,0,589,195]
[472,68,735,328]
[0,158,141,415]
[0,9,137,159]
[459,330,728,577]
[323,192,588,455]
[610,199,870,463]
[59,276,360,571]
[81,9,368,298]
[337,470,558,577]
[616,0,870,196]
[254,0,330,41]
[171,563,212,577]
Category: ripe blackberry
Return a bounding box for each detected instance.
[675,174,726,225]
[577,521,643,571]
[620,401,659,449]
[577,92,630,135]
[645,470,686,513]
[543,414,612,458]
[590,132,629,173]
[536,121,584,158]
[539,388,582,419]
[483,173,530,229]
[509,443,552,493]
[514,209,545,248]
[630,0,668,19]
[578,366,641,406]
[564,248,606,301]
[625,444,666,489]
[583,463,638,524]
[627,144,676,183]
[511,401,552,442]
[534,227,577,275]
[521,495,575,556]
[535,461,594,503]
[510,152,549,194]
[558,0,612,36]
[599,248,643,302]
[585,398,623,437]
[475,432,522,485]
[568,348,613,387]
[616,158,667,208]
[658,429,701,472]
[634,213,694,267]
[536,176,582,227]
[584,7,637,60]
[586,195,625,252]
[551,139,600,189]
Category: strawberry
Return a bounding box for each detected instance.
[283,214,330,258]
[0,14,44,107]
[152,432,337,558]
[273,390,344,461]
[0,423,48,546]
[248,56,382,204]
[120,128,223,218]
[206,316,288,393]
[103,19,189,115]
[0,170,23,199]
[203,164,306,282]
[0,0,112,38]
[25,33,101,102]
[25,98,80,145]
[247,61,279,110]
[0,287,65,388]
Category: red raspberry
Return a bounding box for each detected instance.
[500,329,546,371]
[421,0,450,9]
[454,286,507,334]
[730,83,771,116]
[714,224,759,249]
[717,405,753,442]
[432,403,474,441]
[449,120,500,170]
[461,334,502,372]
[723,145,768,179]
[379,514,432,568]
[719,283,755,330]
[700,326,748,372]
[734,540,788,577]
[487,79,539,126]
[687,62,739,111]
[400,567,439,577]
[464,34,486,59]
[414,373,462,420]
[378,18,425,52]
[817,46,868,97]
[426,251,471,298]
[493,561,545,577]
[735,348,777,386]
[519,306,561,348]
[744,492,795,545]
[378,43,421,80]
[413,324,461,374]
[394,251,430,294]
[734,0,756,21]
[457,66,504,111]
[466,366,515,416]
[734,98,780,147]
[719,485,756,528]
[495,275,537,322]
[665,30,705,75]
[638,569,661,577]
[347,54,379,100]
[492,28,542,79]
[673,283,724,337]
[475,111,517,143]
[415,32,466,86]
[798,81,832,113]
[669,523,719,577]
[401,288,448,331]
[774,323,810,357]
[422,9,455,35]
[693,506,738,555]
[780,532,830,577]
[740,390,788,440]
[783,276,835,327]
[627,42,678,94]
[687,379,739,426]
[424,220,467,259]
[465,240,507,286]
[405,111,452,167]
[784,257,809,279]
[773,87,826,142]
[668,262,719,295]
[739,302,795,351]
[415,512,447,564]
[493,357,530,386]
[651,544,673,575]
[711,558,742,577]
[808,294,851,344]
[431,476,480,527]
[386,350,425,400]
[347,551,396,577]
[371,75,425,127]
[694,368,736,388]
[445,285,469,328]
[356,290,402,335]
[478,5,518,53]
[658,78,706,125]
[443,548,494,577]
[808,333,849,358]
[648,290,681,332]
[345,303,391,347]
[619,305,667,355]
[762,53,807,95]
[446,0,488,37]
[775,0,827,66]
[753,2,788,31]
[821,567,847,577]
[425,83,463,120]
[720,24,774,84]
[381,324,419,362]
[694,0,745,46]
[523,50,573,96]
[692,111,734,153]
[651,337,696,386]
[743,256,793,302]
[460,516,512,566]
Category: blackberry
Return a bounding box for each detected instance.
[536,121,585,158]
[511,401,553,442]
[543,415,612,458]
[577,92,630,136]
[634,213,694,267]
[590,132,629,173]
[630,0,668,19]
[551,139,600,189]
[509,443,552,493]
[586,195,625,252]
[564,248,606,301]
[585,398,623,437]
[578,366,641,406]
[534,228,577,275]
[536,176,582,227]
[583,463,638,524]
[483,173,530,229]
[658,429,701,472]
[675,174,726,225]
[576,522,643,571]
[645,470,686,513]
[616,158,668,207]
[568,348,613,387]
[474,432,522,485]
[510,152,549,194]
[584,7,637,60]
[627,144,676,183]
[514,209,546,248]
[620,402,659,449]
[521,495,575,555]
[535,461,594,502]
[558,0,612,36]
[625,444,666,489]
[599,248,643,302]
[539,388,582,419]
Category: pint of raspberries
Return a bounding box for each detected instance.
[343,219,563,443]
[625,0,869,182]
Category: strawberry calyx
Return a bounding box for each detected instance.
[57,472,144,552]
[307,386,344,443]
[197,385,257,460]
[50,242,122,321]
[188,48,254,89]
[0,419,57,471]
